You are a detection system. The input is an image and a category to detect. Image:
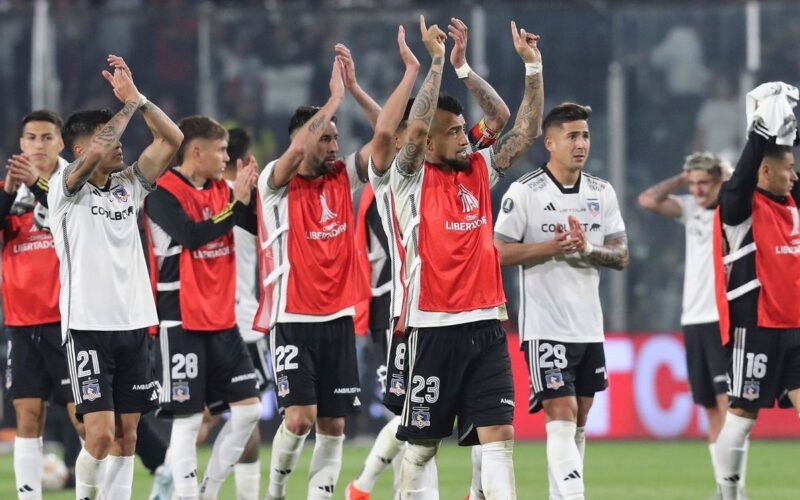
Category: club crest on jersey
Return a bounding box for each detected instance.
[545,369,565,390]
[458,184,479,213]
[742,380,760,401]
[111,185,129,203]
[319,192,337,223]
[82,379,101,401]
[172,382,191,403]
[389,375,406,396]
[277,376,290,397]
[587,198,600,217]
[411,407,431,429]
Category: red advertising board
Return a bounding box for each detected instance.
[509,332,800,439]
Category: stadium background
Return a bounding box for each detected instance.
[0,0,799,496]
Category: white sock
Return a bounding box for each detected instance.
[354,416,402,492]
[715,413,755,500]
[234,461,260,500]
[480,440,516,500]
[399,442,438,500]
[391,444,405,496]
[709,443,719,485]
[546,421,584,500]
[307,433,344,499]
[267,422,309,499]
[739,438,749,490]
[575,427,586,461]
[469,445,485,500]
[169,413,203,499]
[100,455,134,500]
[75,447,107,500]
[422,455,439,499]
[200,403,261,500]
[14,436,43,500]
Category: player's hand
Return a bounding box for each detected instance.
[448,17,469,68]
[329,57,345,101]
[335,44,359,92]
[102,66,140,104]
[6,154,38,187]
[554,224,578,255]
[567,216,588,254]
[3,169,21,194]
[510,21,541,63]
[233,157,258,205]
[107,54,133,80]
[419,15,446,59]
[397,25,419,71]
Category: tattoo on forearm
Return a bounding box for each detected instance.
[91,101,137,149]
[465,73,503,127]
[644,175,683,202]
[397,58,444,174]
[587,236,629,270]
[493,73,543,170]
[307,115,327,134]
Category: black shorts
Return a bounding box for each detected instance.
[65,329,158,419]
[683,322,728,407]
[396,320,514,447]
[5,323,72,405]
[727,325,800,410]
[247,337,273,395]
[271,316,361,418]
[383,332,407,416]
[522,339,607,414]
[157,325,259,416]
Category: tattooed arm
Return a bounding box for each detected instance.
[585,234,629,270]
[396,16,446,176]
[269,59,345,189]
[448,17,510,132]
[65,65,141,193]
[492,22,544,171]
[637,172,687,219]
[136,101,184,184]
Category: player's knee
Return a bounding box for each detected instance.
[87,427,115,454]
[316,417,344,436]
[13,401,44,436]
[404,440,440,466]
[284,412,314,435]
[543,397,578,422]
[117,429,138,455]
[728,407,758,420]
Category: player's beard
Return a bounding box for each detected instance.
[312,159,336,177]
[442,155,470,172]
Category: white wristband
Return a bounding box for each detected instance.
[581,240,594,256]
[136,93,148,109]
[455,63,472,79]
[525,62,542,76]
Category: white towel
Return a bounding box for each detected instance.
[745,81,799,146]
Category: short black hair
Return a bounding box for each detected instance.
[176,115,228,164]
[226,127,251,166]
[62,109,115,155]
[436,94,463,116]
[542,102,592,133]
[21,109,63,136]
[763,141,793,161]
[288,106,336,136]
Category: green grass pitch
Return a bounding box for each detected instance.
[2,440,797,498]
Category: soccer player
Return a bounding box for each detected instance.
[713,83,800,500]
[638,152,749,494]
[145,116,261,500]
[346,18,511,500]
[494,103,628,500]
[389,17,543,500]
[256,47,382,500]
[2,110,82,499]
[48,55,183,500]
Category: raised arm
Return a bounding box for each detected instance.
[269,59,345,190]
[492,21,544,171]
[336,44,381,129]
[369,26,420,175]
[396,16,446,175]
[637,172,686,218]
[106,56,184,184]
[66,68,139,193]
[448,17,510,133]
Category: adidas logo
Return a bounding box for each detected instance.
[274,468,292,475]
[184,469,197,479]
[544,202,556,211]
[564,470,582,481]
[18,485,34,493]
[723,474,740,483]
[318,484,335,493]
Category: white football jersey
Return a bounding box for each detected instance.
[494,166,626,343]
[673,194,719,325]
[226,179,262,342]
[48,163,159,339]
[368,158,404,320]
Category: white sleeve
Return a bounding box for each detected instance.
[368,155,392,191]
[257,160,288,205]
[389,156,424,227]
[475,148,500,188]
[123,163,157,206]
[494,182,529,243]
[343,153,365,193]
[47,166,72,222]
[603,184,627,238]
[672,194,690,224]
